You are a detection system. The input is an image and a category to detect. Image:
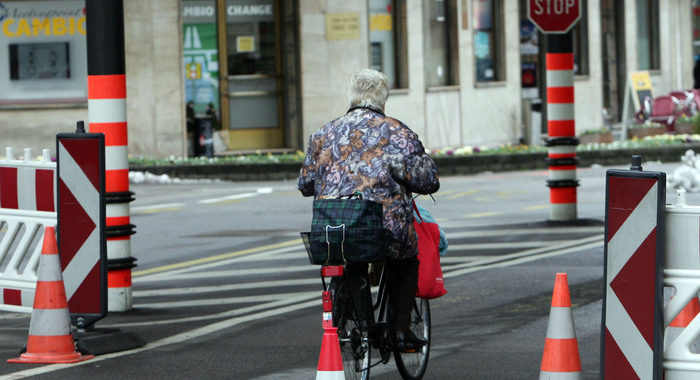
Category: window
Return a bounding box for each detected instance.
[473,0,504,83]
[423,0,459,87]
[572,0,589,75]
[636,0,660,70]
[369,0,408,88]
[0,0,87,106]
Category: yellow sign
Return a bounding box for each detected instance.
[2,17,86,37]
[325,13,360,40]
[629,71,653,110]
[369,14,392,31]
[236,36,255,53]
[186,63,202,80]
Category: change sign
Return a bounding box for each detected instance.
[528,0,581,33]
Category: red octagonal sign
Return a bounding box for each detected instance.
[528,0,581,33]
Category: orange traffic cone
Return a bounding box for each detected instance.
[8,226,94,364]
[316,326,344,380]
[540,273,581,379]
[665,297,700,352]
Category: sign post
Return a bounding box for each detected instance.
[602,156,665,379]
[57,124,107,328]
[528,0,581,222]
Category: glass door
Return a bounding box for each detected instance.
[220,0,283,150]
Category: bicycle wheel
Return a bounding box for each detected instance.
[329,277,371,380]
[394,298,430,380]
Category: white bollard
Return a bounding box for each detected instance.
[23,148,31,161]
[664,188,700,379]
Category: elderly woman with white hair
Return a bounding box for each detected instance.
[298,68,440,351]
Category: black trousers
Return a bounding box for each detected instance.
[345,256,419,332]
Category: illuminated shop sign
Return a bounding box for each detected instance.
[0,1,85,37]
[0,1,87,104]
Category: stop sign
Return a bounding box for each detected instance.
[528,0,581,33]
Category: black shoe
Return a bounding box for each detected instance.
[395,330,427,353]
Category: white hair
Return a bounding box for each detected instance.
[348,69,390,111]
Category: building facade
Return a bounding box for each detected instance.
[0,0,695,157]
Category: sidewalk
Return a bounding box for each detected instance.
[130,144,700,182]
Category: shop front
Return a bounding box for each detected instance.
[181,0,299,152]
[0,0,88,107]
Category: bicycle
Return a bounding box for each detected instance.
[319,262,431,380]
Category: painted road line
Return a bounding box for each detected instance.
[257,187,273,194]
[443,190,478,200]
[136,265,315,282]
[131,202,185,214]
[134,278,319,297]
[110,291,319,328]
[132,239,301,277]
[443,239,603,278]
[196,192,258,205]
[444,226,603,239]
[443,235,603,277]
[448,241,552,250]
[135,247,306,282]
[0,236,603,379]
[0,296,322,380]
[466,211,503,218]
[439,256,493,263]
[525,204,550,210]
[136,291,314,309]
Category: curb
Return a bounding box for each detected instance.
[130,143,700,182]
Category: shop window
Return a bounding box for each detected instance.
[0,0,87,106]
[636,0,660,70]
[369,0,408,88]
[572,0,589,75]
[423,0,459,87]
[182,0,219,117]
[473,0,504,83]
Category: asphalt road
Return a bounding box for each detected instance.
[0,160,689,379]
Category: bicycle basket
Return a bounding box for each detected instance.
[300,227,389,265]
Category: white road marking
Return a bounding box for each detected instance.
[136,265,316,282]
[131,203,185,213]
[134,278,319,297]
[136,291,315,309]
[444,226,603,239]
[443,238,604,278]
[448,241,551,250]
[135,246,305,281]
[196,192,258,204]
[0,297,321,380]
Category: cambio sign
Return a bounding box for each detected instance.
[0,1,87,103]
[0,1,85,37]
[182,1,273,23]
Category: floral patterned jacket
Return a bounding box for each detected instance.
[298,107,440,259]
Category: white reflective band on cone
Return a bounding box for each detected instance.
[539,371,581,380]
[545,307,577,339]
[108,286,132,312]
[37,254,64,282]
[28,308,71,335]
[315,371,345,380]
[550,203,577,221]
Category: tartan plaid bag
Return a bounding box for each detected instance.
[301,197,389,265]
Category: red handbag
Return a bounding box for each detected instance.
[413,202,447,299]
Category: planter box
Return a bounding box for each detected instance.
[579,131,613,144]
[675,122,696,135]
[627,126,666,139]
